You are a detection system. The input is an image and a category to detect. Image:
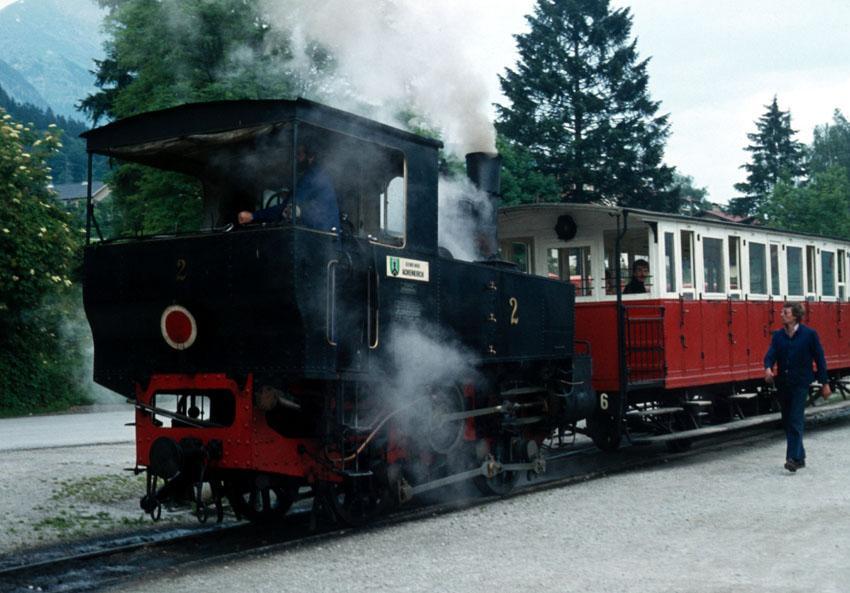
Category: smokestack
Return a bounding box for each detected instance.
[464,152,501,260]
[465,152,502,197]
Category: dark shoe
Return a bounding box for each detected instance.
[784,460,800,472]
[797,459,806,468]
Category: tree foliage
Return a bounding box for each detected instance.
[671,172,710,216]
[730,96,804,217]
[762,167,850,238]
[496,0,677,211]
[808,109,850,179]
[497,135,559,205]
[81,0,331,237]
[0,108,87,413]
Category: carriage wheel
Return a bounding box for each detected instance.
[586,410,622,452]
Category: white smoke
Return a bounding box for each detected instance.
[258,0,497,155]
[438,175,495,262]
[381,324,477,406]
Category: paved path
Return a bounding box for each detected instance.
[0,405,134,451]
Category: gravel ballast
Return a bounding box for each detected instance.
[104,421,850,593]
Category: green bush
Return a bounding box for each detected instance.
[0,109,89,415]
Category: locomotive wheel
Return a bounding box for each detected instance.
[474,439,518,496]
[586,411,622,452]
[227,475,298,522]
[322,474,392,526]
[426,384,466,455]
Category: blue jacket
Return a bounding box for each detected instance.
[764,324,828,389]
[253,165,340,231]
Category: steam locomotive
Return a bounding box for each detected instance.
[82,99,595,524]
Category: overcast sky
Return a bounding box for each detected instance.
[3,0,849,204]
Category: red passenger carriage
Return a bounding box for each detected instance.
[499,203,850,449]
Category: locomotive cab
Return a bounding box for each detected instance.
[83,99,441,396]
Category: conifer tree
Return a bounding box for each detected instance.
[730,96,804,217]
[496,0,677,211]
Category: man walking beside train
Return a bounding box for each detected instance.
[764,302,831,472]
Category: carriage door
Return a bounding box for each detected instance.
[727,236,748,379]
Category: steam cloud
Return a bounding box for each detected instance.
[258,0,497,155]
[376,323,478,451]
[438,176,495,262]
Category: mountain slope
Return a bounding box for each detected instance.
[0,57,48,110]
[0,0,105,119]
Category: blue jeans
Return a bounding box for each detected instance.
[778,386,807,463]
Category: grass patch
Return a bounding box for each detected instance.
[52,473,146,505]
[31,511,141,538]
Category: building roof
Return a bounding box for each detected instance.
[50,181,105,202]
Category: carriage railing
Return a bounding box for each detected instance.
[623,305,666,387]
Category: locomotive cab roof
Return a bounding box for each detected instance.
[82,99,443,252]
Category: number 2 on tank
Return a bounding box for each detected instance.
[509,297,519,325]
[176,258,187,281]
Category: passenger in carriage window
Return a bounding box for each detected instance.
[764,302,831,472]
[623,259,650,294]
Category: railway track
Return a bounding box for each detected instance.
[3,406,849,593]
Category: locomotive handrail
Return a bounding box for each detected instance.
[367,263,380,349]
[326,260,338,346]
[132,400,225,429]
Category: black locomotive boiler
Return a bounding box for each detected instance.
[82,99,594,523]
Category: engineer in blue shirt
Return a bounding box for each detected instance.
[764,302,831,472]
[238,144,340,232]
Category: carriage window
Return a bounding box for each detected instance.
[806,246,817,293]
[680,230,695,291]
[787,247,803,296]
[770,244,781,296]
[502,239,533,273]
[664,232,676,292]
[839,249,846,300]
[729,236,741,291]
[822,250,836,296]
[702,237,725,293]
[749,242,766,295]
[604,227,650,295]
[550,246,593,296]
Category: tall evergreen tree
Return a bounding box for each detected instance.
[496,0,677,211]
[730,96,804,217]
